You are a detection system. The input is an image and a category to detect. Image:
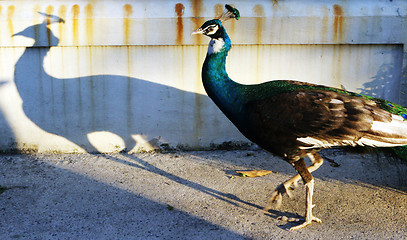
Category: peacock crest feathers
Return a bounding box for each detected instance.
[218,4,240,22]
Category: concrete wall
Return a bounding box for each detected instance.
[0,0,406,153]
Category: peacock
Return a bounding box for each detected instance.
[193,5,407,230]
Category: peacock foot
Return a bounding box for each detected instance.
[263,183,293,212]
[265,176,303,212]
[289,215,322,231]
[289,179,322,231]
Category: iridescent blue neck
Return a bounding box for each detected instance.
[202,31,244,121]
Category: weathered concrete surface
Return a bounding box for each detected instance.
[0,149,406,239]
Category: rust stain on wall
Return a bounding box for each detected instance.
[58,5,67,44]
[46,5,54,46]
[7,5,15,37]
[321,15,329,38]
[72,4,80,45]
[32,5,41,44]
[85,4,94,44]
[253,5,265,44]
[175,3,185,45]
[46,5,54,23]
[123,4,133,45]
[332,45,343,88]
[59,5,67,19]
[333,4,344,43]
[191,0,203,20]
[332,5,345,87]
[191,0,204,137]
[191,0,203,45]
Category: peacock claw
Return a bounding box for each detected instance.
[264,183,292,212]
[268,177,302,206]
[289,216,322,231]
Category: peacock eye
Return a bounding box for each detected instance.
[205,25,218,35]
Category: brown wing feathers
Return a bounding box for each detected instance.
[246,88,400,153]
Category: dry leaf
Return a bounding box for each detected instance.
[236,170,273,178]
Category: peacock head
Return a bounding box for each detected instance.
[12,12,64,47]
[192,4,239,39]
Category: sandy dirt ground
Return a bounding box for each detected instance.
[0,149,406,239]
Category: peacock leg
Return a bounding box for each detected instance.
[264,153,323,211]
[289,179,322,231]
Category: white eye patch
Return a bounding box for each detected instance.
[204,24,219,35]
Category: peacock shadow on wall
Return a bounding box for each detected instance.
[11,14,275,212]
[12,13,221,153]
[357,48,404,105]
[358,64,394,99]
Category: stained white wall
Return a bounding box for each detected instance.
[0,0,406,153]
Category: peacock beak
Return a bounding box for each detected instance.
[191,28,204,35]
[12,29,26,37]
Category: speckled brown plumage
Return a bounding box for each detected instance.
[244,86,395,159]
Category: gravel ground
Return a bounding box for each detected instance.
[0,149,406,239]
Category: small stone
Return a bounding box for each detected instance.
[277,216,288,222]
[287,217,300,222]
